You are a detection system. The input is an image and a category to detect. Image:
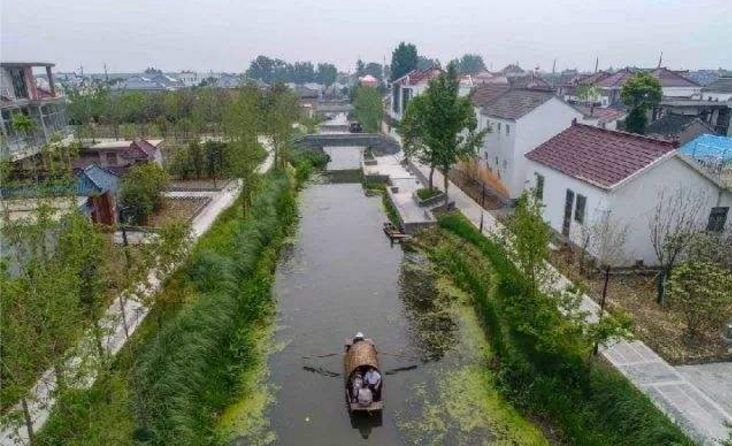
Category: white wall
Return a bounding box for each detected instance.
[527,156,732,266]
[527,159,611,255]
[512,98,583,198]
[608,156,731,265]
[662,86,702,99]
[477,112,515,194]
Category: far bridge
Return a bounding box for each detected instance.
[294,133,401,156]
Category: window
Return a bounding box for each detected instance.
[9,68,28,98]
[707,207,729,232]
[506,124,510,135]
[535,173,544,200]
[575,194,587,224]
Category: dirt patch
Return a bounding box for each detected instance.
[550,248,731,365]
[147,196,209,227]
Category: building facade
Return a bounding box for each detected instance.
[1,62,69,160]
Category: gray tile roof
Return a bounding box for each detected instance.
[702,77,732,93]
[479,89,555,120]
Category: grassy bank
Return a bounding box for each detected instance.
[416,213,693,446]
[36,158,319,445]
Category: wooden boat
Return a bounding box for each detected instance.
[383,222,409,241]
[344,338,384,412]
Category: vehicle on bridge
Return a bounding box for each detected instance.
[349,121,363,133]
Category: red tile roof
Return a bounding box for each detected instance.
[651,68,699,88]
[394,67,443,86]
[525,121,678,189]
[132,138,160,157]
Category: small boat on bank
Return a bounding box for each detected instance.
[383,222,409,242]
[344,335,384,412]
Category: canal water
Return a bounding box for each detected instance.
[242,145,545,445]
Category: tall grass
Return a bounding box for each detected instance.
[427,212,693,446]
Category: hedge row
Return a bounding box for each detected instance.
[431,212,693,446]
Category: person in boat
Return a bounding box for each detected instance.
[364,367,382,398]
[357,384,374,407]
[353,332,365,344]
[351,371,364,402]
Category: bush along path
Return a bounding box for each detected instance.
[415,214,696,446]
[410,160,732,445]
[32,153,324,445]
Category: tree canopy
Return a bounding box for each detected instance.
[246,55,338,85]
[450,54,486,74]
[353,86,383,133]
[390,42,418,81]
[397,63,486,204]
[620,72,662,134]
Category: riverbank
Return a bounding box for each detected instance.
[33,155,322,445]
[416,213,694,445]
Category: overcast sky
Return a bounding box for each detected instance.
[2,0,731,74]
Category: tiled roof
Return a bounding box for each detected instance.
[480,89,555,120]
[645,114,715,139]
[525,121,678,189]
[702,77,732,93]
[577,106,627,123]
[596,69,635,88]
[651,68,699,88]
[470,83,510,107]
[394,67,442,86]
[508,74,553,91]
[76,164,121,196]
[132,138,160,157]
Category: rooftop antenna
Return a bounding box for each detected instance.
[552,59,557,74]
[657,50,663,68]
[594,56,599,74]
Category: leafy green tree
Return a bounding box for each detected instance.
[353,86,383,133]
[315,63,338,86]
[223,85,263,209]
[355,59,366,77]
[668,260,732,338]
[391,42,418,81]
[417,55,439,71]
[119,162,170,225]
[398,63,486,205]
[259,84,301,169]
[452,54,486,74]
[620,72,662,134]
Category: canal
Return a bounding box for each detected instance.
[231,144,547,445]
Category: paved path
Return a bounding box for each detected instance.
[411,161,732,445]
[0,142,274,446]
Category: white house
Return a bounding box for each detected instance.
[525,121,732,266]
[472,85,584,201]
[388,67,442,122]
[701,77,732,102]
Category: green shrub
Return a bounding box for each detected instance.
[120,162,170,225]
[429,212,693,446]
[416,187,441,201]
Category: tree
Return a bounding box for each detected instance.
[391,42,418,81]
[668,260,732,338]
[315,63,338,86]
[649,188,706,304]
[577,210,628,272]
[355,59,366,77]
[397,63,486,205]
[353,86,383,133]
[452,54,486,74]
[620,72,662,134]
[259,83,301,169]
[417,55,439,71]
[223,85,263,210]
[119,162,170,225]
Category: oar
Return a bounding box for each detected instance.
[301,352,338,360]
[302,365,341,378]
[377,351,422,361]
[383,365,418,375]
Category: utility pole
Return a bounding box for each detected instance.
[104,62,109,83]
[552,59,557,75]
[594,57,599,74]
[657,50,663,69]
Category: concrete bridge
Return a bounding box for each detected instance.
[294,133,402,155]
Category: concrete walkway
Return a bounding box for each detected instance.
[411,161,732,445]
[0,143,274,445]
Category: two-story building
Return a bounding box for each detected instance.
[388,67,442,123]
[471,83,584,202]
[1,62,69,161]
